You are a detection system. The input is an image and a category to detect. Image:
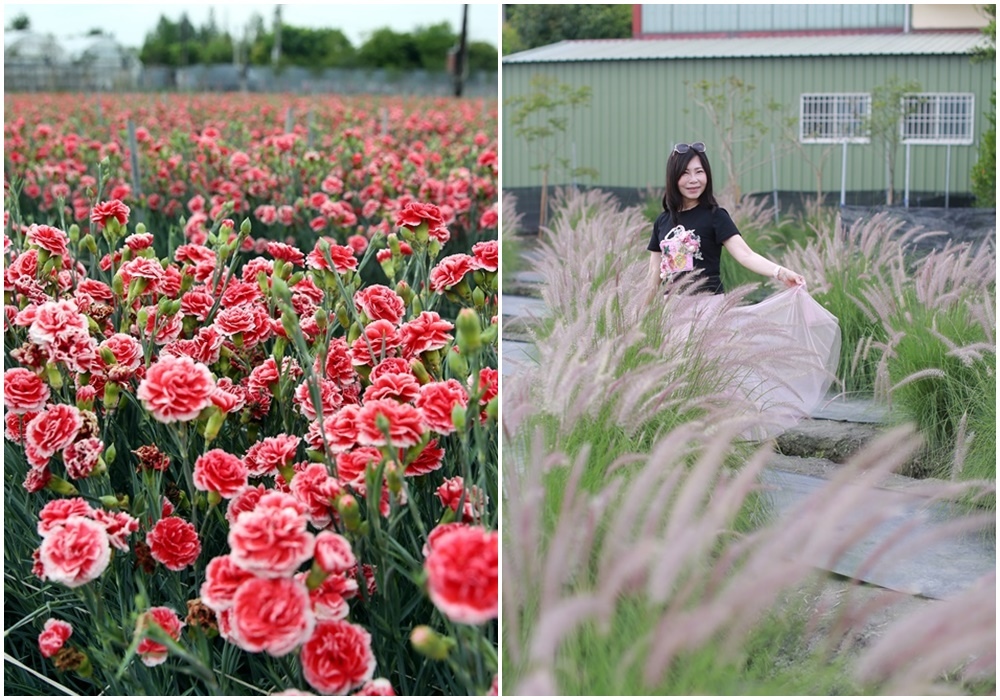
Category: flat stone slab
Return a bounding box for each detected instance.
[776,419,882,463]
[811,394,889,423]
[501,340,538,377]
[759,468,995,600]
[512,270,545,285]
[503,294,548,319]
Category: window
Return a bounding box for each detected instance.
[800,93,871,143]
[901,93,975,145]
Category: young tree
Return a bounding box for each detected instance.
[866,77,922,206]
[506,74,597,228]
[685,76,780,203]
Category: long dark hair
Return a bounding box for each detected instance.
[661,145,718,226]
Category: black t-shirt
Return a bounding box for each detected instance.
[647,203,740,294]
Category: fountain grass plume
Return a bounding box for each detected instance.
[503,417,995,694]
[781,211,941,392]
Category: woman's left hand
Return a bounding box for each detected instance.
[777,266,805,287]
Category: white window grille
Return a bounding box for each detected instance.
[800,93,871,143]
[901,93,975,145]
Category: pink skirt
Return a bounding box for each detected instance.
[670,285,842,441]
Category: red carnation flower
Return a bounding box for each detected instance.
[38,516,111,588]
[136,355,215,423]
[193,448,248,499]
[3,368,50,414]
[354,285,405,325]
[137,606,184,667]
[26,224,69,258]
[429,254,476,293]
[355,399,424,448]
[415,379,468,435]
[90,199,130,228]
[399,311,454,357]
[146,516,201,571]
[301,620,376,695]
[424,525,498,625]
[230,576,315,656]
[471,239,498,271]
[38,618,73,658]
[394,202,450,244]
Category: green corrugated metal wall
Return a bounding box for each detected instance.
[641,5,907,33]
[502,54,995,198]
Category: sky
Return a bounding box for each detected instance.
[3,2,501,49]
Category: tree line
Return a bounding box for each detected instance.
[140,11,497,72]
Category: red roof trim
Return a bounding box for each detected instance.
[633,5,642,38]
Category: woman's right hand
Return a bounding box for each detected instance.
[776,266,805,288]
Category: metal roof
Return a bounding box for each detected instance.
[502,33,990,63]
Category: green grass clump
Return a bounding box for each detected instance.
[526,589,859,695]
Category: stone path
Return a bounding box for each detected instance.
[501,242,995,603]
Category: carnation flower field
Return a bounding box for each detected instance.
[4,93,498,695]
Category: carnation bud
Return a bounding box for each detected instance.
[410,359,431,385]
[387,233,401,257]
[451,404,467,432]
[99,495,120,509]
[68,223,81,241]
[280,308,299,338]
[456,309,482,354]
[99,346,117,366]
[314,308,328,331]
[472,286,486,309]
[485,396,498,421]
[256,270,270,297]
[203,407,226,443]
[271,275,292,307]
[337,494,362,531]
[335,302,350,330]
[395,280,412,305]
[45,362,64,390]
[288,271,305,286]
[104,443,117,465]
[46,475,78,497]
[240,218,252,235]
[411,295,423,316]
[385,461,404,496]
[111,272,125,297]
[480,322,499,346]
[156,295,173,316]
[81,233,98,254]
[410,626,454,661]
[446,348,468,378]
[347,321,362,344]
[379,257,395,281]
[103,382,121,410]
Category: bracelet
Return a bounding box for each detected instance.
[772,266,782,279]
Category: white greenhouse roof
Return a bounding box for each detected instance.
[503,33,991,63]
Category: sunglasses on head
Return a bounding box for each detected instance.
[672,142,706,155]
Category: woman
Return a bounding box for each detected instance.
[647,141,805,295]
[645,141,839,439]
